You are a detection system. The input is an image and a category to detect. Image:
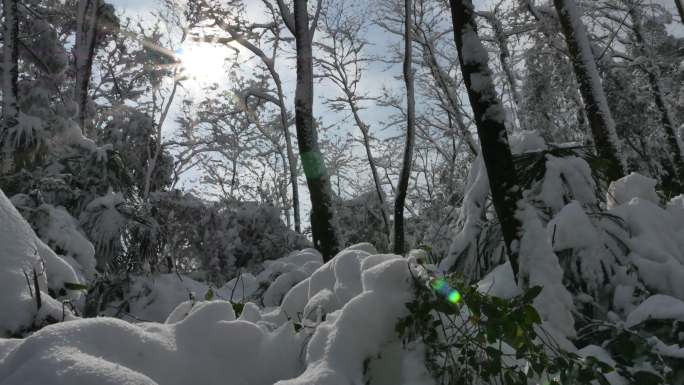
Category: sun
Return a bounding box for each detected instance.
[174,42,230,84]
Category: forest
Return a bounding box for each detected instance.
[1,0,684,383]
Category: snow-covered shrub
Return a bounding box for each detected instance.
[333,191,390,252]
[150,191,310,284]
[396,270,613,385]
[0,188,83,337]
[437,132,684,384]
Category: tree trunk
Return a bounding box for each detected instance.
[292,0,341,261]
[627,1,684,194]
[393,0,417,255]
[482,11,524,128]
[347,98,391,244]
[553,0,625,181]
[212,18,302,233]
[675,0,684,24]
[1,0,19,174]
[274,80,301,233]
[74,0,99,137]
[448,0,524,279]
[2,0,19,127]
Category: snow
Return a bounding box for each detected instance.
[34,204,96,281]
[666,194,684,229]
[0,245,426,385]
[578,345,628,385]
[0,189,78,336]
[539,155,597,211]
[509,130,547,154]
[277,257,415,385]
[547,200,599,250]
[0,315,304,385]
[610,198,684,299]
[625,294,684,327]
[557,0,623,165]
[607,173,660,209]
[516,203,576,337]
[476,261,521,299]
[439,155,489,275]
[56,118,97,152]
[102,248,325,323]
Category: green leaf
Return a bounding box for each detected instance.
[204,288,214,301]
[522,305,542,325]
[522,286,543,303]
[64,282,89,291]
[632,371,663,385]
[231,302,244,317]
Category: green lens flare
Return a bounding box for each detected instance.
[448,290,461,304]
[431,278,462,304]
[431,278,447,291]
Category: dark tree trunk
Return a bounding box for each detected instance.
[553,0,625,182]
[2,0,19,127]
[628,2,684,194]
[292,0,341,262]
[675,0,684,24]
[74,0,99,137]
[448,0,524,279]
[1,0,20,173]
[393,0,417,255]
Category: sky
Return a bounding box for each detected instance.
[104,0,684,222]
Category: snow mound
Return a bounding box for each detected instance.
[606,172,660,209]
[625,294,684,328]
[275,255,416,385]
[0,245,421,385]
[0,189,80,337]
[547,201,599,250]
[0,312,304,385]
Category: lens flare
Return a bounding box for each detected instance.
[430,278,462,304]
[448,290,461,304]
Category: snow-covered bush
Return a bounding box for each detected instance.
[150,191,310,284]
[333,191,390,252]
[0,188,84,337]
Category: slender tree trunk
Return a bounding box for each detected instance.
[675,0,684,24]
[553,0,625,181]
[416,29,478,154]
[393,0,417,255]
[213,18,302,233]
[2,0,19,125]
[274,80,301,233]
[74,0,99,136]
[482,11,524,129]
[448,0,524,279]
[627,2,684,193]
[143,80,178,200]
[347,98,391,244]
[292,0,341,261]
[1,0,19,173]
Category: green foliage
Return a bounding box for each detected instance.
[230,302,244,317]
[64,282,89,291]
[576,319,684,385]
[396,274,613,385]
